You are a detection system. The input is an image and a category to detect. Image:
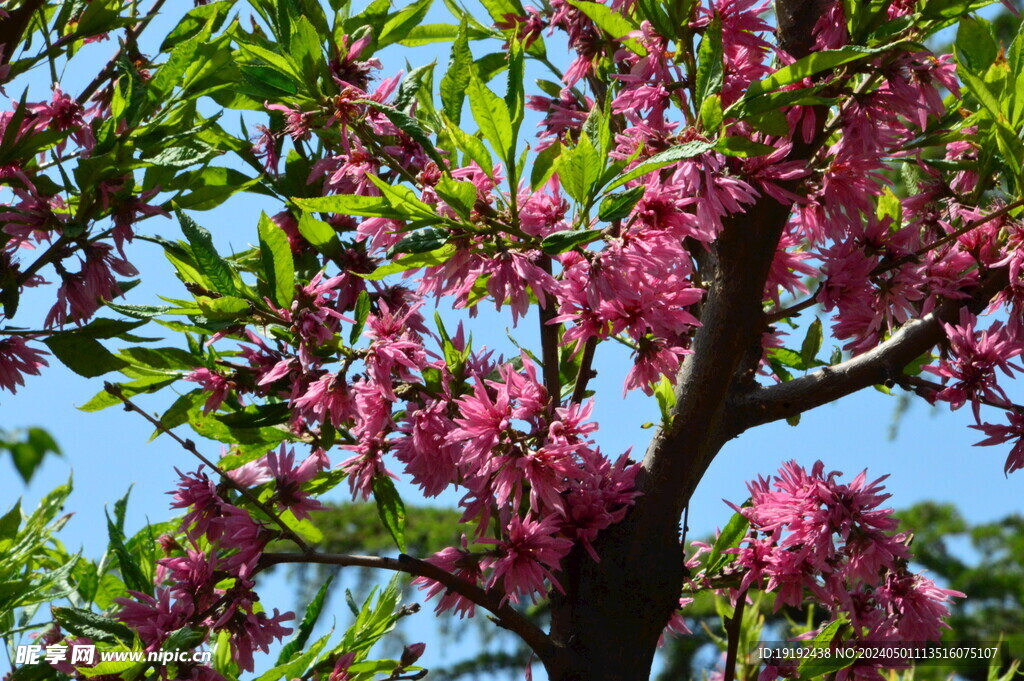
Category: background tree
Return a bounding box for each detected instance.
[1,0,1024,680]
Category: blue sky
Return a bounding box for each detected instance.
[2,1,1022,677]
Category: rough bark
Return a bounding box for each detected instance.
[541,3,835,678]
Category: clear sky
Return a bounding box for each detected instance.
[1,1,1021,678]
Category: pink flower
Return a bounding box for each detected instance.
[266,445,328,519]
[924,310,1023,421]
[479,515,573,604]
[971,410,1024,474]
[413,536,483,617]
[184,368,233,414]
[0,337,48,393]
[115,588,193,649]
[393,400,461,497]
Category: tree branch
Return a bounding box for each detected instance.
[729,271,1008,432]
[103,383,313,554]
[76,0,168,106]
[539,257,562,408]
[258,551,566,668]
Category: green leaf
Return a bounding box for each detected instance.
[161,0,236,51]
[350,291,372,344]
[175,208,239,296]
[379,0,435,47]
[394,62,437,112]
[741,46,884,103]
[361,244,457,280]
[440,19,473,124]
[541,229,600,254]
[293,194,405,219]
[196,296,251,320]
[3,428,61,483]
[366,175,438,219]
[800,318,823,367]
[360,99,446,168]
[52,608,133,644]
[79,376,178,412]
[531,141,561,190]
[105,511,151,595]
[276,576,334,664]
[388,227,450,257]
[956,16,997,73]
[598,186,645,221]
[695,15,723,103]
[506,38,526,133]
[43,335,127,378]
[700,93,724,132]
[372,476,407,552]
[653,375,676,425]
[435,176,478,217]
[258,212,296,308]
[706,509,750,574]
[567,0,646,55]
[797,619,855,680]
[556,132,601,204]
[467,75,514,162]
[443,115,494,174]
[605,140,715,192]
[296,213,341,256]
[716,136,778,157]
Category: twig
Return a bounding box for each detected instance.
[76,0,168,106]
[538,258,562,408]
[765,283,823,323]
[896,374,1024,413]
[870,198,1024,277]
[102,383,313,553]
[723,589,749,681]
[258,551,562,665]
[569,336,597,404]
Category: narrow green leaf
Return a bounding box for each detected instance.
[372,476,407,552]
[605,140,714,192]
[555,133,601,203]
[706,509,750,573]
[293,194,405,219]
[440,19,473,124]
[360,100,446,168]
[276,576,334,664]
[350,291,372,344]
[716,136,778,157]
[105,511,151,594]
[258,212,296,308]
[800,318,823,367]
[695,15,723,103]
[387,227,450,257]
[296,213,341,256]
[567,0,646,55]
[598,186,645,221]
[52,608,133,644]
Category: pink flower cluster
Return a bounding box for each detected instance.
[112,445,330,674]
[712,461,961,681]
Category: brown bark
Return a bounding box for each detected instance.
[541,3,837,678]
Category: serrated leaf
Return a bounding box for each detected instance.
[556,132,601,204]
[467,75,514,162]
[441,19,473,124]
[605,140,715,192]
[175,208,239,296]
[276,576,334,664]
[387,227,449,257]
[52,608,133,644]
[695,15,723,103]
[294,194,404,219]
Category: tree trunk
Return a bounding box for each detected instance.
[542,4,823,678]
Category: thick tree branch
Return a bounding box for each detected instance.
[258,551,566,668]
[729,271,1009,432]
